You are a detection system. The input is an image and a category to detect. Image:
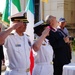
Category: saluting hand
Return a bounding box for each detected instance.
[10,22,24,30]
[42,26,50,37]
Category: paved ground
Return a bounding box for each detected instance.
[1,51,75,75]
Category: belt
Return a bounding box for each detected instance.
[36,61,53,65]
[7,67,30,72]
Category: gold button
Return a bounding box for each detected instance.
[26,68,30,72]
[50,61,53,64]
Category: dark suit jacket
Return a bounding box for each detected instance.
[0,45,4,60]
[46,30,71,65]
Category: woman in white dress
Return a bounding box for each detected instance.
[32,20,54,75]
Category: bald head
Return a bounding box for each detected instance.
[45,15,53,24]
[45,15,58,28]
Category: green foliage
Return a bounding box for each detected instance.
[71,39,75,51]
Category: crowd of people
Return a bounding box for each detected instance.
[0,11,73,75]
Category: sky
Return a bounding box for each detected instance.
[0,0,5,13]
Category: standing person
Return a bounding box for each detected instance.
[58,18,72,55]
[58,17,74,40]
[45,15,71,75]
[0,23,4,75]
[58,17,69,36]
[32,20,54,75]
[4,12,32,75]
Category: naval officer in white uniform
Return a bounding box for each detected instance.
[32,21,54,75]
[4,12,31,75]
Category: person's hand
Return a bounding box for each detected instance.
[2,59,5,65]
[63,36,70,43]
[10,22,24,30]
[42,27,50,37]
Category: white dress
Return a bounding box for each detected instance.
[4,32,31,75]
[32,38,54,75]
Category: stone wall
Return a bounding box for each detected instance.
[43,0,64,20]
[64,0,75,37]
[64,0,75,24]
[66,23,75,37]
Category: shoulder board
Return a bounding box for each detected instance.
[28,39,31,46]
[9,33,14,35]
[26,34,30,37]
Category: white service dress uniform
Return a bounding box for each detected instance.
[4,32,31,75]
[32,36,54,75]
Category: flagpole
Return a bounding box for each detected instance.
[40,0,42,20]
[42,2,44,19]
[40,0,44,20]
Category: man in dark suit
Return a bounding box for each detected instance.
[45,15,71,75]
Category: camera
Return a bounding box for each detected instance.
[69,36,74,41]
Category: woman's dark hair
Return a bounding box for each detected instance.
[34,25,47,36]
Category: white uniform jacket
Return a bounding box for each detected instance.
[4,32,31,75]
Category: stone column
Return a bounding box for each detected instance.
[64,0,75,24]
[64,0,75,37]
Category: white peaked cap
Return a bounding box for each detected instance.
[8,11,25,20]
[34,20,44,27]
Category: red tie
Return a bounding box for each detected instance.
[30,50,34,75]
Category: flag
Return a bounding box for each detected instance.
[25,0,34,43]
[2,0,10,25]
[25,0,34,75]
[11,0,21,15]
[42,0,48,3]
[2,0,21,26]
